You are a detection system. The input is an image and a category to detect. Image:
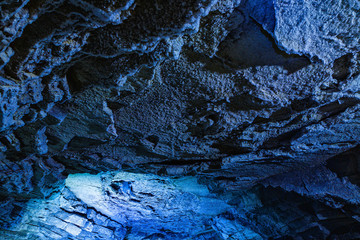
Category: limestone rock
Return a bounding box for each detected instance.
[0,0,360,239]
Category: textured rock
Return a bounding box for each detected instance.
[274,0,360,63]
[0,0,360,239]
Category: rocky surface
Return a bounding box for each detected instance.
[0,0,360,239]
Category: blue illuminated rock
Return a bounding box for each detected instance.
[0,0,360,239]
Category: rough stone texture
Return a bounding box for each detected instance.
[0,0,360,239]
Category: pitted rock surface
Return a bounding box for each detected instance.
[1,0,360,239]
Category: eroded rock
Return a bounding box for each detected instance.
[0,0,360,239]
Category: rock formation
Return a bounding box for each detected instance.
[0,0,360,239]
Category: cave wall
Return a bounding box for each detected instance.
[1,0,360,239]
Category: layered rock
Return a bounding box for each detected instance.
[0,0,360,239]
